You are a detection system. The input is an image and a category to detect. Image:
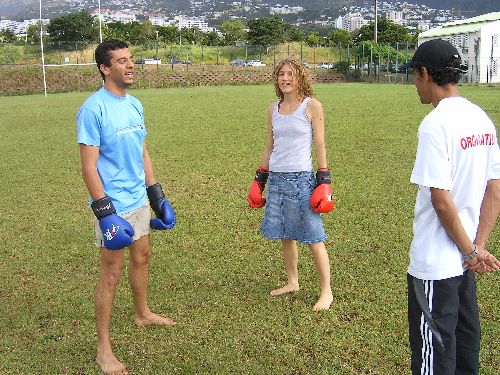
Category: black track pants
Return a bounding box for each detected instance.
[407,271,480,375]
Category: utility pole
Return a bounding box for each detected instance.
[39,0,47,97]
[98,0,102,43]
[155,30,159,69]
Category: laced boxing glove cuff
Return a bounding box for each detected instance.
[316,169,331,185]
[91,196,116,220]
[255,166,269,184]
[146,183,165,217]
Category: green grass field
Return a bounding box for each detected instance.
[0,83,498,374]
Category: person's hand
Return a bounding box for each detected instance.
[150,198,176,230]
[310,169,334,213]
[248,166,268,208]
[466,259,488,275]
[91,197,134,250]
[147,183,176,230]
[465,246,500,274]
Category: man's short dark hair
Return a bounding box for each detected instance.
[414,56,463,86]
[95,39,129,80]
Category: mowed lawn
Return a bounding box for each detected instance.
[0,83,498,374]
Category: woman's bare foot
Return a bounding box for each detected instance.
[96,352,128,375]
[312,289,333,312]
[134,311,176,327]
[270,283,300,296]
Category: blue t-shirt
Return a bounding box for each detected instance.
[77,87,147,215]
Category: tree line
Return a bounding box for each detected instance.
[0,10,418,49]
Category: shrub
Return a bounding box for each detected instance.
[335,60,350,74]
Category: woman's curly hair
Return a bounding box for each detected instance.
[273,59,314,100]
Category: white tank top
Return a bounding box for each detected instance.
[269,97,313,172]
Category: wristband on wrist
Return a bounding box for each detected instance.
[255,166,269,184]
[316,169,331,185]
[91,196,116,219]
[146,183,165,216]
[463,245,479,261]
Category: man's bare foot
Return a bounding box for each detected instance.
[96,353,128,375]
[134,311,176,327]
[270,283,300,296]
[312,290,333,312]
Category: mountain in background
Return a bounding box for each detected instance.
[1,0,498,20]
[417,1,498,14]
[0,0,32,19]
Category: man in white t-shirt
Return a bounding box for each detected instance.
[401,39,500,375]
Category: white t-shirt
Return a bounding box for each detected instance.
[409,97,500,280]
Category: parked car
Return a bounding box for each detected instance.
[135,58,161,65]
[302,61,309,68]
[246,59,266,67]
[379,64,397,73]
[230,59,246,66]
[317,62,334,69]
[169,58,181,64]
[182,60,192,65]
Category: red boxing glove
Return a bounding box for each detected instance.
[247,166,269,208]
[310,169,334,213]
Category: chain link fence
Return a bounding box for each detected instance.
[0,40,425,95]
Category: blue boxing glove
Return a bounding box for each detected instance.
[91,197,134,250]
[147,183,176,230]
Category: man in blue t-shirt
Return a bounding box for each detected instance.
[77,39,176,375]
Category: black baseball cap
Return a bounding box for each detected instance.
[399,39,466,72]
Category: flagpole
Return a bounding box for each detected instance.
[39,0,47,97]
[98,0,103,43]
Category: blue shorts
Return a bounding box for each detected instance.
[260,171,327,244]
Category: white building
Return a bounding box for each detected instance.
[91,9,137,24]
[387,11,404,22]
[417,20,432,32]
[270,6,304,15]
[0,18,49,36]
[149,16,168,27]
[335,16,343,29]
[349,15,368,32]
[0,20,20,33]
[339,13,369,32]
[419,12,500,83]
[175,16,210,32]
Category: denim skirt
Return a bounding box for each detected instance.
[260,171,327,244]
